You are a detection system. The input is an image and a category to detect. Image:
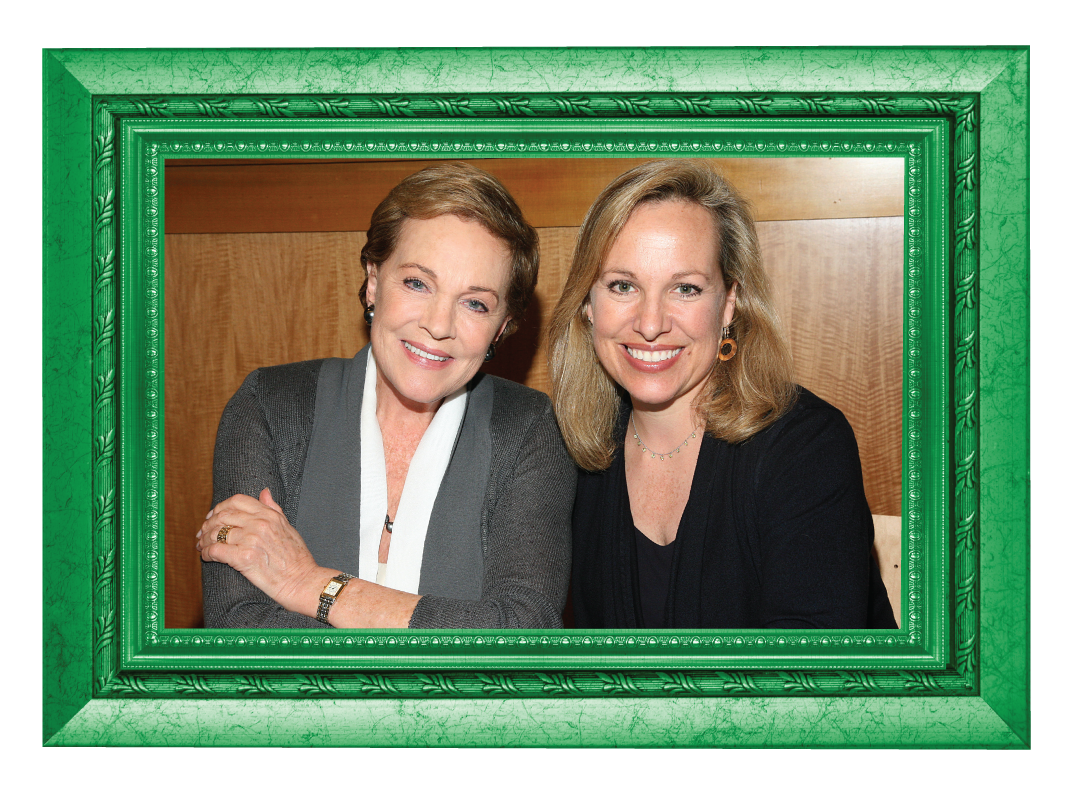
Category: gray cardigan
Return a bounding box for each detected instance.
[202,348,575,629]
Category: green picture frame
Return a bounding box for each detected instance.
[43,47,1029,747]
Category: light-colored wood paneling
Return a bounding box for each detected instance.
[164,157,904,234]
[760,217,904,517]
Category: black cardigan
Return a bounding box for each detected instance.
[572,389,897,629]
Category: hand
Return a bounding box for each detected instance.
[196,489,327,617]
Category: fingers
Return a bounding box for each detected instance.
[196,521,243,555]
[199,530,259,569]
[260,487,284,514]
[194,490,289,557]
[196,492,274,540]
[212,493,266,517]
[200,536,232,563]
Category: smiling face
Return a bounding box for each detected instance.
[366,214,512,412]
[586,199,737,415]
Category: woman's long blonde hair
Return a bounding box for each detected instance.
[548,160,796,471]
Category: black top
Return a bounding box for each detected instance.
[572,388,897,630]
[633,528,677,628]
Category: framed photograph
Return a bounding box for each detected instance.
[161,151,911,636]
[43,47,1029,747]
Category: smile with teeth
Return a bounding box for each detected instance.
[404,341,450,362]
[625,346,682,363]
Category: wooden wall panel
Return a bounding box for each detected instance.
[760,217,904,517]
[165,157,904,234]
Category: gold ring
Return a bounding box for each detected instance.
[216,525,235,544]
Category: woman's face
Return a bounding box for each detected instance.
[586,200,736,415]
[366,214,512,411]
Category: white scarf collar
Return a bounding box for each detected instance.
[358,349,467,593]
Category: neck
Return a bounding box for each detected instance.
[629,400,700,449]
[373,367,441,432]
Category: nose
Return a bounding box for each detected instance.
[633,292,669,341]
[419,294,455,340]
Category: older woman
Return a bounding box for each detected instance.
[198,162,574,628]
[549,160,895,629]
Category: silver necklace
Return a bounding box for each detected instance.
[630,412,697,461]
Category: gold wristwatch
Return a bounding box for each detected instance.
[316,572,355,624]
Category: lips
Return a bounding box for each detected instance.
[621,344,683,372]
[626,347,681,363]
[403,340,451,364]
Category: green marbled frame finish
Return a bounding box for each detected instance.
[43,48,1028,747]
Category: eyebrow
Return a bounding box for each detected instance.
[400,263,502,303]
[602,267,709,280]
[467,285,502,300]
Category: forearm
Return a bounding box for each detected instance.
[204,555,422,630]
[202,560,330,629]
[288,567,422,629]
[408,586,564,629]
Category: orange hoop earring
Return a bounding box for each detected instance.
[718,325,737,361]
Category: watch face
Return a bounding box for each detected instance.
[324,580,344,596]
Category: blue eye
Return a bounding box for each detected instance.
[404,277,426,291]
[465,298,489,313]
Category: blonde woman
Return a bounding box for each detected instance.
[549,160,895,629]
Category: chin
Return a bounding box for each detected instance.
[626,391,680,409]
[398,372,466,405]
[616,378,673,406]
[416,361,485,399]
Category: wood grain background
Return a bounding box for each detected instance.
[164,157,904,628]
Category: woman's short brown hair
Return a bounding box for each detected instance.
[548,159,797,471]
[360,161,539,338]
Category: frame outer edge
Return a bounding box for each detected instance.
[42,51,95,742]
[39,46,1033,748]
[45,696,1026,748]
[50,47,1027,96]
[976,49,1030,744]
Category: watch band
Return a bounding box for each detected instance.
[316,572,355,624]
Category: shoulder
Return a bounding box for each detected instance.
[754,386,855,446]
[478,374,569,463]
[485,374,554,418]
[244,358,326,400]
[231,358,331,408]
[486,376,561,425]
[739,386,862,480]
[225,359,328,433]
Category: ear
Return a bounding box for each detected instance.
[584,300,594,325]
[722,281,738,327]
[494,314,512,345]
[364,262,379,307]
